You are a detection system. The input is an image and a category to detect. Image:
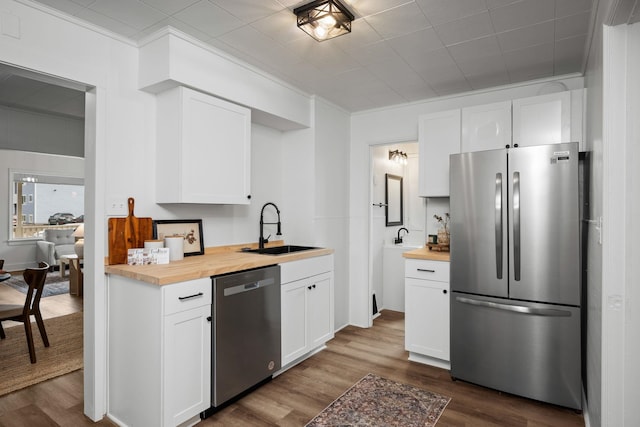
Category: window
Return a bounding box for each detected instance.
[10,171,84,240]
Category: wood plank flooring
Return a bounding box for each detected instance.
[203,310,585,426]
[0,309,585,426]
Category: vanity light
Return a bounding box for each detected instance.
[294,0,354,42]
[389,150,408,165]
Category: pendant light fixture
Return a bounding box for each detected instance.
[294,0,355,42]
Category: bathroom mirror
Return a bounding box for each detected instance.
[385,174,403,226]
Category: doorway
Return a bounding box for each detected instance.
[0,62,89,392]
[368,141,422,322]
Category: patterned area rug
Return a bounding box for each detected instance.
[2,272,69,297]
[306,373,451,427]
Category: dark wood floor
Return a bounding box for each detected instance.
[0,310,584,426]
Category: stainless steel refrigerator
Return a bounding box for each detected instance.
[449,142,581,410]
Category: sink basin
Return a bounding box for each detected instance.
[241,245,319,255]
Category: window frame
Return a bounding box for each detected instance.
[9,169,84,242]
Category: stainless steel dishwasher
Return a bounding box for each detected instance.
[209,265,281,410]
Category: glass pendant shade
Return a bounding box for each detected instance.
[294,0,354,42]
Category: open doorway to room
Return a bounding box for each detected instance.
[0,63,87,393]
[368,141,423,324]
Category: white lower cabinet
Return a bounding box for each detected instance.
[280,255,334,367]
[164,304,211,426]
[108,276,211,427]
[404,259,450,369]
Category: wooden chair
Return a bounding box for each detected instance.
[0,262,50,363]
[0,259,10,281]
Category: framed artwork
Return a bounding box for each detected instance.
[152,219,205,257]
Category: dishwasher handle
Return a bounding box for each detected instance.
[223,277,276,297]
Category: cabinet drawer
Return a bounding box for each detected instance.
[163,278,212,315]
[281,255,333,284]
[405,259,449,282]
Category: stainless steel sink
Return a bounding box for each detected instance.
[241,245,319,255]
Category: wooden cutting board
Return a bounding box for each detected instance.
[108,197,153,265]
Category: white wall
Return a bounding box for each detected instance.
[0,105,84,157]
[583,5,606,424]
[279,97,351,330]
[0,149,83,271]
[349,75,584,327]
[599,20,640,427]
[312,98,350,330]
[623,23,640,426]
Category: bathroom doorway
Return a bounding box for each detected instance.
[368,141,423,321]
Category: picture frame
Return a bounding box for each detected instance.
[152,219,205,257]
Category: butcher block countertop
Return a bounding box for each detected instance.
[105,241,333,285]
[402,247,450,262]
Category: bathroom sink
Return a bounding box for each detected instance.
[241,245,319,255]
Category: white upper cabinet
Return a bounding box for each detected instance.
[461,101,512,152]
[156,86,251,204]
[418,89,583,199]
[418,109,461,197]
[512,91,571,147]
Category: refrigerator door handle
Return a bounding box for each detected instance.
[513,171,521,281]
[455,296,572,317]
[495,173,503,279]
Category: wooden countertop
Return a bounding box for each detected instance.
[402,247,450,262]
[105,241,333,285]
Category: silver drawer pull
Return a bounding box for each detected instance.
[178,292,203,301]
[417,268,436,273]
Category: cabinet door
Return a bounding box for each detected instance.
[182,89,250,204]
[418,109,461,197]
[157,86,251,204]
[461,101,512,152]
[281,280,308,365]
[307,274,333,348]
[512,92,570,147]
[164,305,211,426]
[405,277,450,361]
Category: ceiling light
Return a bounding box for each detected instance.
[294,0,355,42]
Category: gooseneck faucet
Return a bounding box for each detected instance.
[395,227,409,244]
[259,202,282,249]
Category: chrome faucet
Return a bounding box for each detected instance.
[394,227,409,244]
[259,202,282,249]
